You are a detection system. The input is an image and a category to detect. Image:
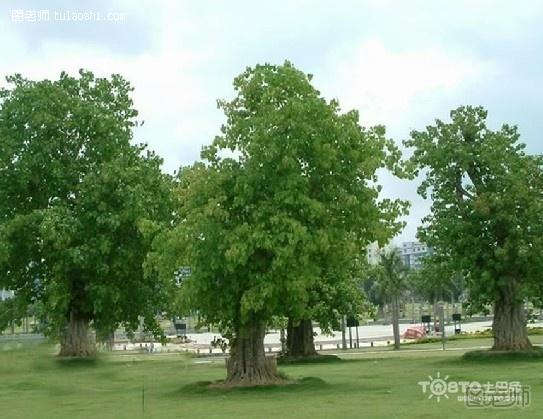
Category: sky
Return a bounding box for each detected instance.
[1,0,542,243]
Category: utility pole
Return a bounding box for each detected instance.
[439,301,446,351]
[341,316,347,349]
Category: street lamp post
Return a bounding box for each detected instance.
[341,316,347,349]
[438,301,446,351]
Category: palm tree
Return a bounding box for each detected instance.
[376,248,407,350]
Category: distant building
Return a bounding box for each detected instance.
[0,289,14,301]
[366,240,432,268]
[401,241,431,269]
[366,242,381,265]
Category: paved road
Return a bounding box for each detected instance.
[0,334,44,342]
[183,320,504,346]
[114,320,543,353]
[5,320,541,353]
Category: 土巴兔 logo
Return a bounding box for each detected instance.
[418,372,450,402]
[418,372,530,408]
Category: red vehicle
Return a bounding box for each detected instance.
[403,325,426,340]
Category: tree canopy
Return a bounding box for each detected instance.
[405,105,543,350]
[0,70,175,356]
[149,61,408,384]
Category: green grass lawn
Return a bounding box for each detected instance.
[1,341,542,419]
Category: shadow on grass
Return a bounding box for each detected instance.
[428,347,543,369]
[169,375,395,401]
[278,354,343,365]
[279,355,401,368]
[177,376,328,396]
[461,347,543,362]
[54,356,100,368]
[0,343,101,373]
[26,352,103,373]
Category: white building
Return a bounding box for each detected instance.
[366,242,381,265]
[401,241,431,269]
[0,289,14,301]
[366,241,432,269]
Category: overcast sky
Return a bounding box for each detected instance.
[1,0,542,243]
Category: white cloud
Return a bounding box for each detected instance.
[320,39,493,127]
[0,34,218,173]
[316,39,495,242]
[2,1,541,243]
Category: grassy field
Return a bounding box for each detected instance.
[1,341,542,419]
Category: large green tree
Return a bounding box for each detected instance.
[0,71,174,357]
[406,106,543,351]
[150,62,407,385]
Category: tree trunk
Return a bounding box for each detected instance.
[106,330,114,351]
[377,305,384,321]
[225,316,283,386]
[97,330,115,351]
[59,309,96,357]
[280,327,286,354]
[392,295,401,350]
[286,318,318,357]
[492,279,532,351]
